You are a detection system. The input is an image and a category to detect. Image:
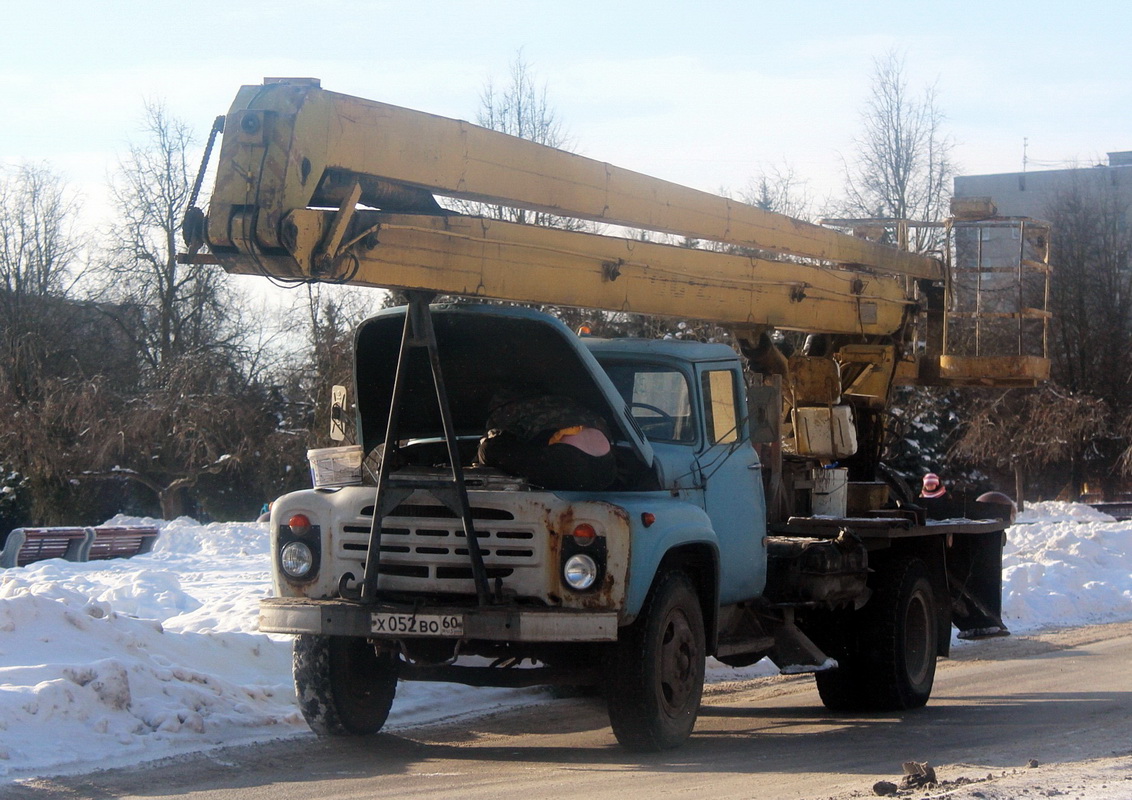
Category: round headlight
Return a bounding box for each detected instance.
[281,541,314,578]
[563,553,598,590]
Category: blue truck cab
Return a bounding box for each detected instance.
[584,336,768,612]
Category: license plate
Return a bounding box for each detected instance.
[371,612,464,637]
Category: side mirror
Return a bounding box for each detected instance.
[746,373,781,444]
[330,384,347,441]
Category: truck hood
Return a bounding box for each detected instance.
[354,304,655,468]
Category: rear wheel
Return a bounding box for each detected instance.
[606,570,706,751]
[293,634,399,735]
[815,556,938,711]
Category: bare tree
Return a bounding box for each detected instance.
[2,374,119,524]
[300,285,377,446]
[1046,177,1132,405]
[9,356,281,520]
[0,163,80,299]
[463,51,588,232]
[67,101,294,519]
[1041,174,1132,488]
[78,358,249,519]
[835,52,968,495]
[99,101,239,372]
[479,50,567,149]
[841,51,955,253]
[0,110,309,523]
[0,163,84,397]
[741,163,814,221]
[700,164,816,270]
[0,163,87,528]
[950,385,1109,508]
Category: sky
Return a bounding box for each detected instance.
[1,501,1130,783]
[3,0,1131,236]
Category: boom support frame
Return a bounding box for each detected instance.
[343,292,492,606]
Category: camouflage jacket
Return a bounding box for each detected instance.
[485,394,611,445]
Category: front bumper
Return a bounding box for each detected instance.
[259,597,619,642]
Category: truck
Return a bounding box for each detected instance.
[182,78,1052,751]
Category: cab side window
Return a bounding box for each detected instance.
[702,369,739,444]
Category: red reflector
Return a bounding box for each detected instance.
[641,512,656,528]
[572,523,597,542]
[288,514,312,535]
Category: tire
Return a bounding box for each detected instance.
[814,556,938,712]
[293,634,399,735]
[606,570,706,751]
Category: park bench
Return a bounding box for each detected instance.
[86,526,160,561]
[0,527,92,568]
[0,525,160,568]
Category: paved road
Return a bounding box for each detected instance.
[10,622,1132,800]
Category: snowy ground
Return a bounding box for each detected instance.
[1,501,1130,785]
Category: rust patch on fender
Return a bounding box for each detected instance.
[547,501,631,611]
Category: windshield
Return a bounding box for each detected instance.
[600,362,695,443]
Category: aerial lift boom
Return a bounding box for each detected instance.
[184,78,1048,387]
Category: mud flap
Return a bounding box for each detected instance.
[947,530,1010,639]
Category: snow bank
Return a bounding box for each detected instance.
[1002,501,1132,632]
[1,503,1130,782]
[0,519,300,778]
[1015,500,1116,525]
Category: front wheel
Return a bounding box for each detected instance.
[606,570,706,751]
[293,634,399,735]
[815,556,938,711]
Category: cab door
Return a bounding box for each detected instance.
[696,364,767,602]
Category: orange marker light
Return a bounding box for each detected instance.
[641,512,656,528]
[288,514,312,536]
[572,523,597,546]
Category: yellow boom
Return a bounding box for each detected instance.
[187,78,1048,385]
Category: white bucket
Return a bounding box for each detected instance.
[811,467,848,517]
